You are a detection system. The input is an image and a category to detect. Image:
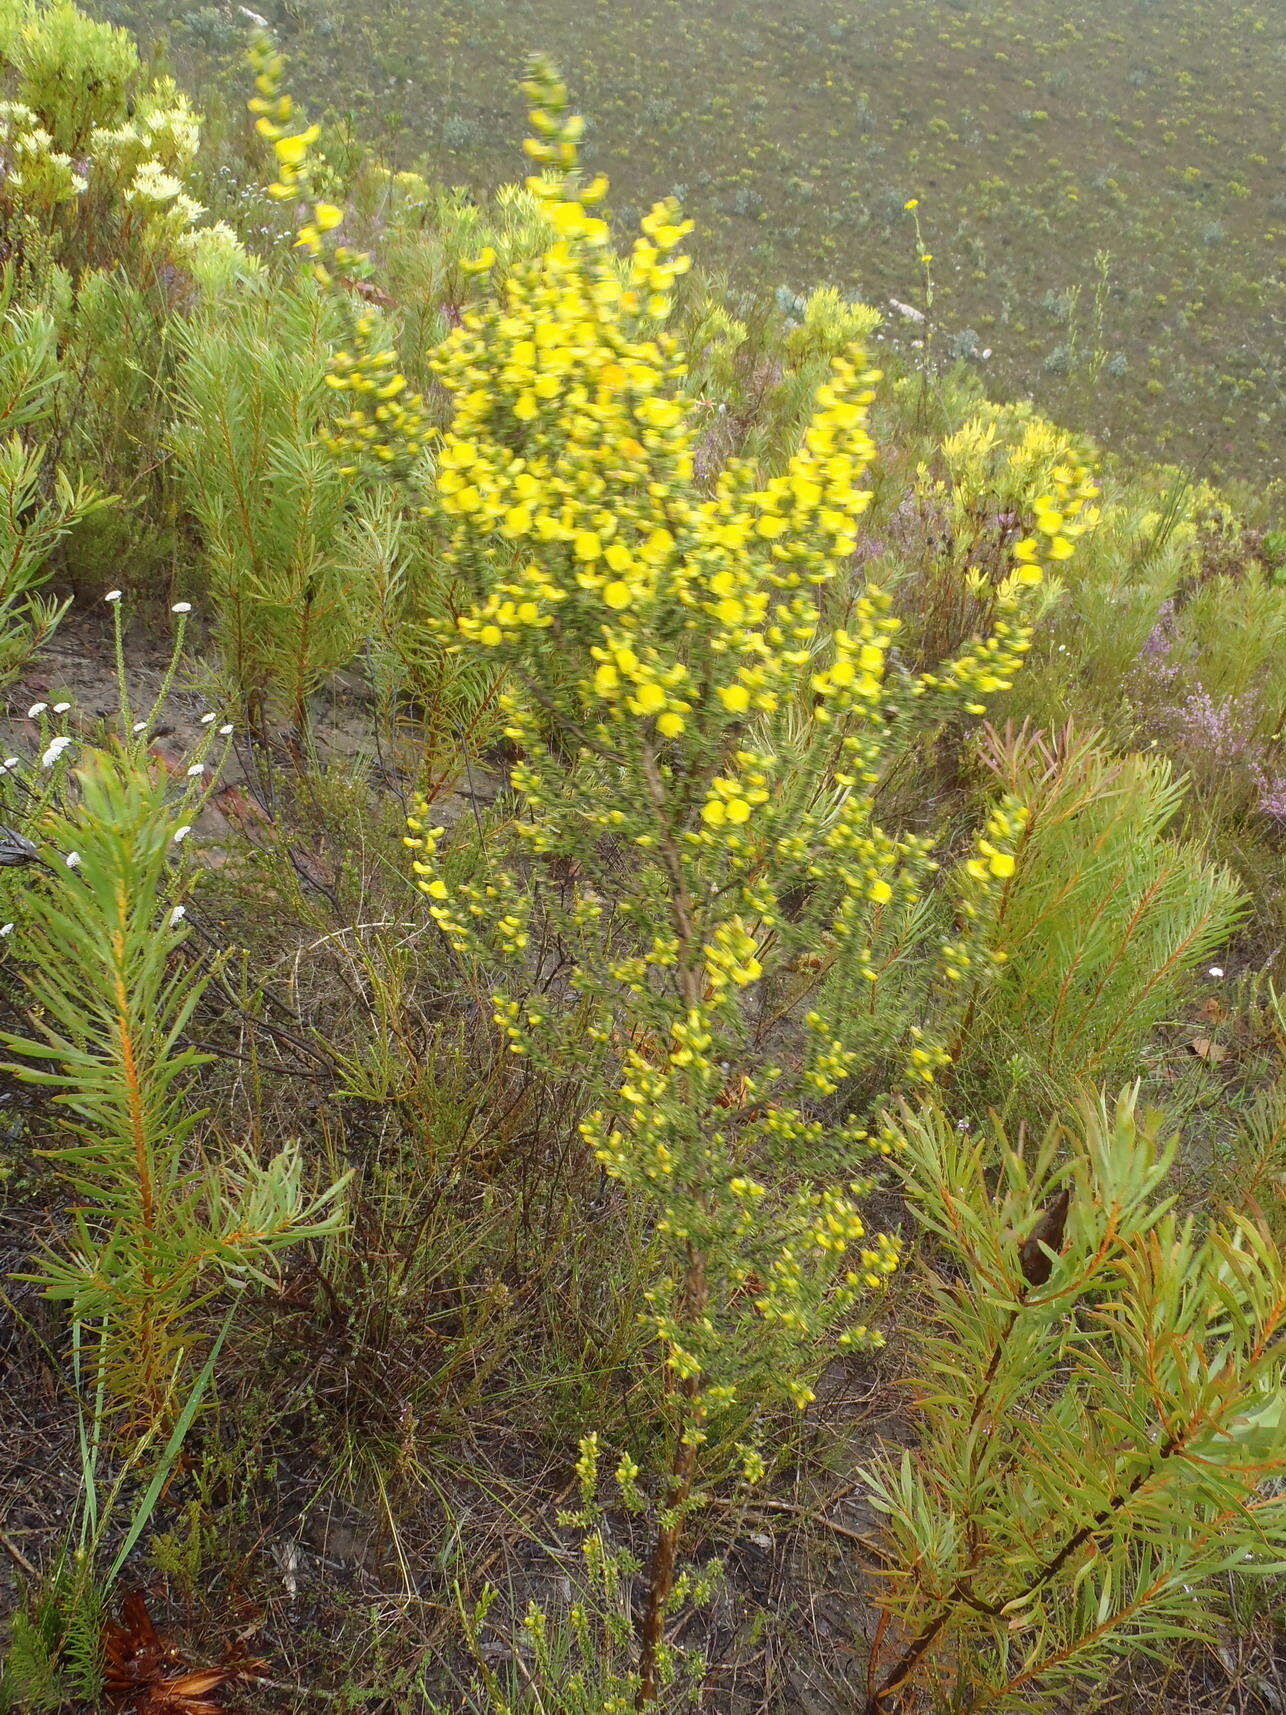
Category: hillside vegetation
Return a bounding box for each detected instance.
[0,4,1281,1713]
[103,0,1286,483]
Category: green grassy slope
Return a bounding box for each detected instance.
[103,0,1283,481]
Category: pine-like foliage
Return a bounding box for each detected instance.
[956,722,1245,1108]
[2,747,344,1423]
[0,1559,103,1713]
[336,484,507,789]
[171,283,357,732]
[0,287,104,675]
[862,1090,1286,1713]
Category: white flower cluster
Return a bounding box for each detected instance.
[126,159,184,204]
[2,76,247,272]
[175,220,264,292]
[123,156,206,240]
[90,81,200,177]
[0,101,84,204]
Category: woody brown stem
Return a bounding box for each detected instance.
[866,1434,1185,1713]
[636,1248,707,1707]
[636,1386,699,1706]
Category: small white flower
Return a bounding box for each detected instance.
[200,712,217,725]
[27,702,47,718]
[65,851,81,869]
[1208,966,1225,979]
[173,825,192,843]
[105,589,122,603]
[52,701,71,714]
[186,763,205,777]
[41,735,72,767]
[168,905,187,926]
[171,601,192,615]
[132,721,148,734]
[0,923,12,937]
[218,723,234,736]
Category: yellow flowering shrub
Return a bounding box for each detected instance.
[248,29,430,477]
[903,399,1099,674]
[395,60,1097,1504]
[243,47,1096,1681]
[784,284,883,366]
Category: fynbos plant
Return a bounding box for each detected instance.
[0,290,106,676]
[3,737,343,1426]
[862,1091,1286,1713]
[379,61,1096,1699]
[171,285,358,734]
[0,0,248,280]
[949,720,1246,1112]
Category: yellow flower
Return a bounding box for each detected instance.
[273,127,317,166]
[549,200,585,237]
[631,683,666,716]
